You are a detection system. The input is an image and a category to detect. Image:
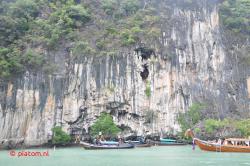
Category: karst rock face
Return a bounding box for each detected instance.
[0,0,249,147]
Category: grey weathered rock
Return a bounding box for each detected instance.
[0,0,249,147]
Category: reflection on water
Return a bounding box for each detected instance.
[1,146,250,166]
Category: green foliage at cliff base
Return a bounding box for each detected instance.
[90,112,121,138]
[205,118,250,137]
[177,103,206,135]
[52,127,71,145]
[178,102,250,138]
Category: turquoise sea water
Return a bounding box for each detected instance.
[1,146,250,166]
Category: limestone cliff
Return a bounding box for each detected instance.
[0,0,249,147]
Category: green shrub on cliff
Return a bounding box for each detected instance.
[102,0,118,15]
[67,5,91,24]
[204,118,250,137]
[205,119,221,134]
[71,41,95,58]
[52,127,71,145]
[101,0,139,16]
[0,0,92,80]
[235,119,250,137]
[145,80,151,98]
[0,47,23,79]
[121,0,140,15]
[22,49,45,70]
[0,0,39,46]
[220,0,250,35]
[90,112,121,137]
[121,30,136,46]
[204,119,230,134]
[9,0,39,20]
[177,103,206,133]
[50,4,90,29]
[0,0,165,80]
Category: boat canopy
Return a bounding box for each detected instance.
[226,138,250,142]
[224,138,250,146]
[160,138,176,142]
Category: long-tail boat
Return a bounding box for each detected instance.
[125,140,152,147]
[99,141,119,145]
[185,129,250,152]
[150,140,186,146]
[135,143,151,147]
[80,141,134,150]
[148,138,187,146]
[160,138,177,143]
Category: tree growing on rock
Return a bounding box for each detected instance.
[52,127,71,145]
[90,112,121,138]
[177,103,206,134]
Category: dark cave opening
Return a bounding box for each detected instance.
[119,124,132,131]
[129,113,140,120]
[79,106,87,113]
[140,64,149,80]
[135,47,156,61]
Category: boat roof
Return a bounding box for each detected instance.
[160,138,176,142]
[225,138,250,141]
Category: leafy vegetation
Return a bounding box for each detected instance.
[235,119,250,137]
[95,5,161,49]
[22,49,45,70]
[204,119,230,134]
[219,0,250,67]
[0,0,91,80]
[29,0,91,48]
[101,0,139,17]
[0,0,163,80]
[52,127,71,145]
[0,0,39,46]
[102,0,118,16]
[71,40,95,59]
[178,102,250,137]
[1,0,247,81]
[0,47,22,78]
[219,0,250,51]
[220,0,250,35]
[204,118,250,137]
[145,80,151,98]
[177,103,206,133]
[90,112,121,138]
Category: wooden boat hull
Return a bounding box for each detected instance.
[194,139,250,152]
[80,142,134,150]
[149,141,187,146]
[157,142,187,146]
[135,144,152,148]
[125,141,152,148]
